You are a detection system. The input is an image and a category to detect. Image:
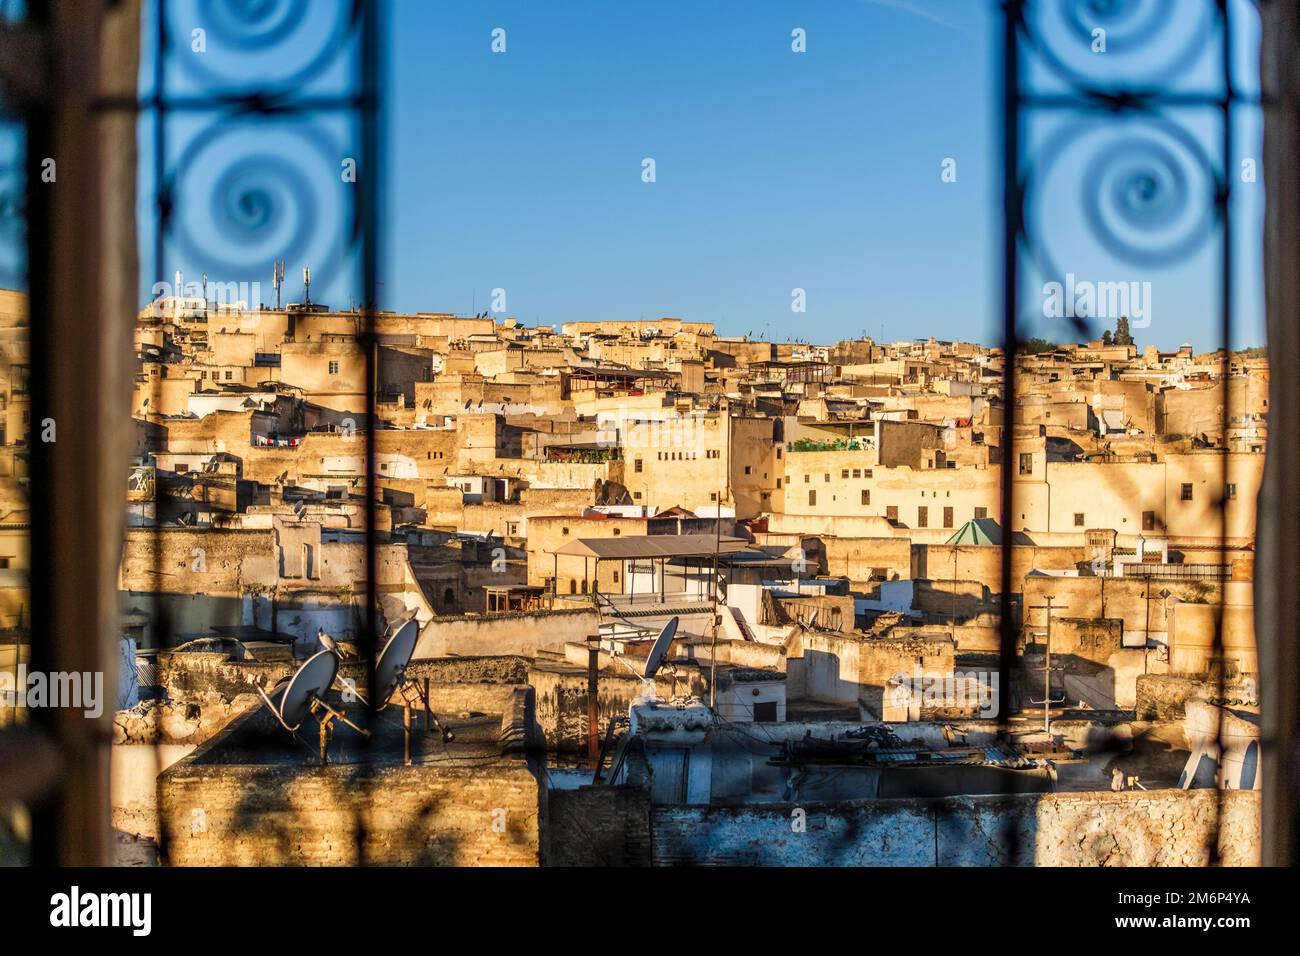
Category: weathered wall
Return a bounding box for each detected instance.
[545,786,653,866]
[530,664,708,752]
[160,757,540,866]
[649,789,1259,866]
[413,608,601,657]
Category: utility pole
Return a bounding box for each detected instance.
[710,488,722,709]
[1027,594,1065,735]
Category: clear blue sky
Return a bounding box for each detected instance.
[383,0,1264,349]
[124,0,1265,350]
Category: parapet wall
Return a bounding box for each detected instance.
[649,789,1259,866]
[414,608,601,657]
[159,729,540,866]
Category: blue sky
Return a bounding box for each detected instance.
[383,0,1264,349]
[124,0,1265,350]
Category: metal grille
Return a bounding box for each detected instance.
[1000,0,1261,864]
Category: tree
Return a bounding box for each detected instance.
[1115,316,1134,346]
[1102,329,1114,346]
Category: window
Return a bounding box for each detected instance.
[975,507,988,519]
[1074,513,1085,527]
[804,474,810,483]
[1181,483,1194,501]
[1019,453,1033,476]
[634,458,643,473]
[1142,511,1156,531]
[612,569,620,584]
[776,447,782,459]
[886,505,898,522]
[776,478,782,489]
[744,465,752,475]
[328,360,340,375]
[823,473,830,483]
[562,527,570,536]
[943,506,953,528]
[861,489,870,506]
[808,490,817,506]
[753,701,778,722]
[917,506,928,528]
[841,469,849,479]
[852,469,861,478]
[1226,483,1238,500]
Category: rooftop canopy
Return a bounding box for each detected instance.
[945,517,1003,546]
[550,533,748,561]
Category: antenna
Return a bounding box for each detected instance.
[201,272,208,315]
[272,259,285,310]
[303,265,312,306]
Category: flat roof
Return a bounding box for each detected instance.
[550,534,748,560]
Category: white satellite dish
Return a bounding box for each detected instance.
[257,649,339,732]
[643,617,680,679]
[373,618,420,712]
[370,616,453,755]
[255,649,368,764]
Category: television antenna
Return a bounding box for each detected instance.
[1027,595,1067,735]
[255,649,369,766]
[272,259,285,310]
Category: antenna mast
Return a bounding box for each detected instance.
[273,259,284,310]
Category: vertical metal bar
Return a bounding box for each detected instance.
[150,0,169,869]
[997,0,1023,867]
[587,639,599,759]
[358,0,382,867]
[1209,0,1234,865]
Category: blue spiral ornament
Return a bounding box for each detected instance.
[168,0,355,96]
[1024,0,1215,91]
[1026,115,1218,285]
[0,127,24,290]
[168,121,354,284]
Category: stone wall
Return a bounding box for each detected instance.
[1135,673,1258,721]
[529,664,708,752]
[160,751,540,866]
[545,786,653,866]
[413,608,601,657]
[649,789,1259,866]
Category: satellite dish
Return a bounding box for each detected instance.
[259,649,339,732]
[373,618,420,711]
[642,617,680,679]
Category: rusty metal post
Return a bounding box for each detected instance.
[402,705,411,766]
[587,637,600,760]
